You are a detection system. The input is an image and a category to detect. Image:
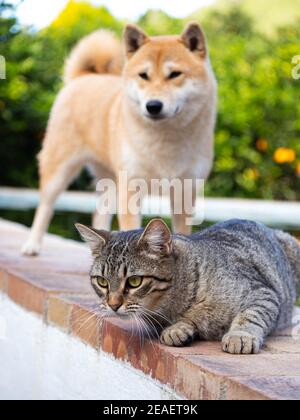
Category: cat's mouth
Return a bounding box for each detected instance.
[102,306,137,319]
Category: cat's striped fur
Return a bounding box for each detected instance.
[77,219,300,354]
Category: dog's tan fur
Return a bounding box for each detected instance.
[22,23,217,256]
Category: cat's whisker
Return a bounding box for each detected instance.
[140,309,163,333]
[101,312,109,338]
[75,312,99,334]
[137,314,157,354]
[139,311,156,332]
[128,314,136,342]
[133,314,140,346]
[74,310,98,326]
[74,306,103,325]
[133,313,144,348]
[77,314,102,342]
[143,307,172,327]
[137,315,145,348]
[140,312,160,341]
[84,316,102,345]
[143,307,168,323]
[126,309,145,345]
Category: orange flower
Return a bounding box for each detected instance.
[296,162,300,177]
[256,138,268,152]
[273,148,296,164]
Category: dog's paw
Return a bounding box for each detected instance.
[160,322,196,347]
[21,241,41,257]
[222,331,261,355]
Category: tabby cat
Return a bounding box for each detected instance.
[76,219,300,354]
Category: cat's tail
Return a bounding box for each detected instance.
[276,230,300,296]
[64,30,123,83]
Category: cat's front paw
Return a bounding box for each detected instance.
[222,331,262,355]
[160,322,196,347]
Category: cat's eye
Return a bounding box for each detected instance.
[139,72,149,81]
[168,71,183,80]
[96,277,109,288]
[127,276,143,289]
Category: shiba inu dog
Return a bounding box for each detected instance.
[22,23,217,256]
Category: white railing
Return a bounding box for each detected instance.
[0,187,299,229]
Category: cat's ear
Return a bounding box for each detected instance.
[181,22,207,58]
[75,224,109,257]
[138,219,172,256]
[123,24,149,58]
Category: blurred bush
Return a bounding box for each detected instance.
[200,7,300,200]
[0,0,299,199]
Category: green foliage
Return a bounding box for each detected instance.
[0,1,299,200]
[138,10,182,35]
[0,1,121,188]
[201,8,300,199]
[0,2,41,186]
[46,0,123,48]
[191,0,300,36]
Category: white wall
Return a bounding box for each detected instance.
[0,293,179,400]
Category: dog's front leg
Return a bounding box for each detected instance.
[172,213,193,235]
[22,154,83,256]
[170,185,196,235]
[117,187,142,231]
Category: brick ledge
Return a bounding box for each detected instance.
[0,218,299,400]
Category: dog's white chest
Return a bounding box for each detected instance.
[123,136,211,181]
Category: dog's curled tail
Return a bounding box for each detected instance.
[64,30,123,83]
[276,230,300,296]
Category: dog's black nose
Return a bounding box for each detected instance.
[146,100,163,116]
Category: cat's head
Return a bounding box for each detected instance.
[76,219,175,319]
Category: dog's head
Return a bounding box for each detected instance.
[123,23,215,126]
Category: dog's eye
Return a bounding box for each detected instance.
[127,276,143,289]
[95,277,109,288]
[168,71,183,80]
[139,73,149,81]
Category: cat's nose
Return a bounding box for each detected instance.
[108,294,123,312]
[109,303,122,312]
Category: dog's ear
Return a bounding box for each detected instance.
[181,22,207,58]
[75,224,109,257]
[138,219,173,256]
[123,24,149,58]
